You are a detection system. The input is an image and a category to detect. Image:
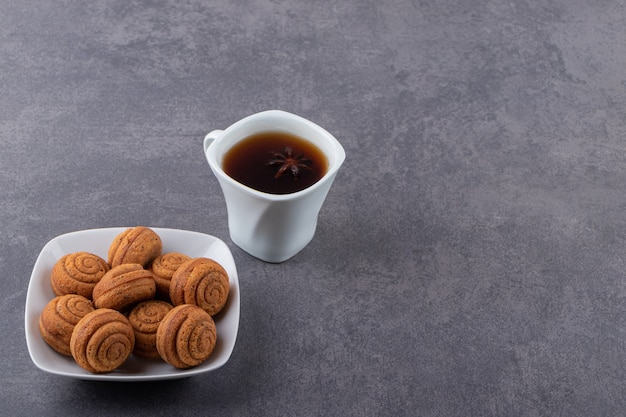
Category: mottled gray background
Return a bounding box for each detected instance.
[2,1,625,416]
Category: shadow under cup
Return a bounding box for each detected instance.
[204,110,346,263]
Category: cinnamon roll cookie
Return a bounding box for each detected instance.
[50,252,110,299]
[92,264,156,311]
[156,304,217,369]
[128,300,173,358]
[70,308,135,373]
[108,226,162,268]
[170,257,230,316]
[148,252,191,300]
[38,294,95,356]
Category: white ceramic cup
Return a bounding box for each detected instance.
[204,110,346,263]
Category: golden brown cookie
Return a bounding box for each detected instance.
[148,252,191,300]
[50,252,110,299]
[169,257,230,316]
[92,263,156,311]
[128,300,173,359]
[38,294,95,356]
[70,308,135,373]
[156,304,217,369]
[108,226,162,268]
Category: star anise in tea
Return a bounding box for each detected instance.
[267,146,313,179]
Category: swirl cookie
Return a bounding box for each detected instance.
[38,294,95,356]
[149,252,191,300]
[170,257,230,316]
[70,308,135,373]
[50,252,110,299]
[92,264,156,311]
[156,304,217,369]
[128,300,173,358]
[108,226,162,268]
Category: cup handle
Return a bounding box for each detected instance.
[203,130,224,153]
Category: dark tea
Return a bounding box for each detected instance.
[222,131,328,194]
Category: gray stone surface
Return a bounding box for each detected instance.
[2,1,625,416]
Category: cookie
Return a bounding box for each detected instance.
[128,300,173,358]
[156,304,217,369]
[148,252,191,300]
[38,294,95,356]
[169,257,230,316]
[108,226,162,268]
[50,252,110,299]
[92,263,156,311]
[70,308,135,373]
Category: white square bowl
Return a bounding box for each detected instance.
[24,227,240,381]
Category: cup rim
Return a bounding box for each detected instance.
[205,110,345,200]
